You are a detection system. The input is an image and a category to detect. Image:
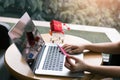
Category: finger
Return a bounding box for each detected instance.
[62,45,73,53]
[65,58,77,72]
[62,44,69,48]
[63,45,72,51]
[65,58,73,71]
[70,49,82,54]
[68,55,81,63]
[65,60,71,69]
[65,45,80,54]
[66,56,76,66]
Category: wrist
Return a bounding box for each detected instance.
[84,63,93,72]
[81,44,91,52]
[84,44,91,49]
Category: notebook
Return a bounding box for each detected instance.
[8,12,84,77]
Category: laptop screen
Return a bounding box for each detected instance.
[8,12,45,66]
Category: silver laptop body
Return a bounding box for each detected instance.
[8,12,84,77]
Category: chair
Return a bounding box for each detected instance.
[0,22,16,80]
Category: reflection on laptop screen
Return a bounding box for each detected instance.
[8,12,45,66]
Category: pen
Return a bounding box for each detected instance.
[58,45,69,57]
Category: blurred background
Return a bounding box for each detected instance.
[0,0,120,31]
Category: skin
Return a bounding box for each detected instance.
[62,41,120,77]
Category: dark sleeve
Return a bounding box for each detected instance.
[0,23,10,50]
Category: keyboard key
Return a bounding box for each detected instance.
[42,46,64,71]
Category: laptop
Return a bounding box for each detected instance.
[8,12,84,77]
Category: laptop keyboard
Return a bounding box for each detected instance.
[42,46,64,71]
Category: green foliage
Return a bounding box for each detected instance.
[0,0,120,28]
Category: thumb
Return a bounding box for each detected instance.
[66,56,80,66]
[68,55,80,62]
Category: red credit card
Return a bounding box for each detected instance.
[58,45,69,57]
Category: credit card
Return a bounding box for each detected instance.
[58,45,69,57]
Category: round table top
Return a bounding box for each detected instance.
[5,34,102,80]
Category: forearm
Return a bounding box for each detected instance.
[84,41,120,54]
[85,64,120,77]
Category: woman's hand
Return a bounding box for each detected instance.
[65,55,87,72]
[62,44,85,54]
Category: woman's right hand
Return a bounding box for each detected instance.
[65,55,87,72]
